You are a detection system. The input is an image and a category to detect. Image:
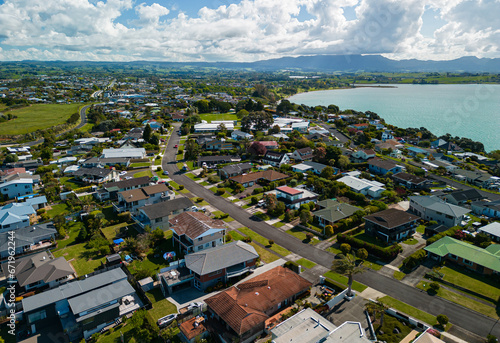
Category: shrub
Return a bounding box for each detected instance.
[337,233,402,261]
[207,175,220,184]
[426,226,461,245]
[216,188,225,195]
[284,261,300,273]
[437,314,448,326]
[37,208,46,215]
[242,236,252,243]
[402,249,427,269]
[250,196,259,205]
[306,232,314,241]
[340,243,351,255]
[118,212,131,223]
[430,282,440,292]
[268,239,274,246]
[196,197,204,203]
[252,188,264,195]
[178,185,184,190]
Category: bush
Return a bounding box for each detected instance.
[37,208,46,215]
[242,236,252,243]
[216,188,225,195]
[252,187,264,195]
[250,196,259,205]
[430,282,440,292]
[436,314,448,326]
[207,175,220,184]
[306,233,314,241]
[196,197,204,203]
[179,185,184,190]
[284,261,300,273]
[337,233,402,261]
[225,234,232,242]
[340,243,351,255]
[268,239,274,246]
[426,226,461,245]
[402,249,427,269]
[117,212,131,223]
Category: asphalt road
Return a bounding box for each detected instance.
[162,123,500,339]
[427,173,500,202]
[25,104,90,147]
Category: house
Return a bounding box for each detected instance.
[291,121,309,132]
[82,157,131,168]
[5,158,43,170]
[274,186,318,210]
[424,223,449,237]
[364,209,420,242]
[0,202,35,233]
[306,132,329,141]
[443,189,483,205]
[337,175,386,198]
[231,130,254,141]
[1,172,40,185]
[14,251,75,291]
[179,317,209,343]
[205,266,312,343]
[20,195,48,211]
[0,179,33,199]
[73,167,119,184]
[172,113,186,121]
[313,200,362,228]
[350,149,376,162]
[252,141,279,152]
[102,148,146,159]
[368,158,404,175]
[425,236,500,275]
[291,161,333,175]
[205,139,233,151]
[407,147,431,157]
[136,197,194,231]
[114,183,173,215]
[194,122,235,132]
[229,170,289,188]
[348,123,369,131]
[21,268,141,341]
[219,162,253,179]
[450,169,493,187]
[96,176,151,201]
[381,130,394,141]
[0,222,56,259]
[478,222,500,242]
[262,151,290,167]
[409,196,470,227]
[471,199,500,219]
[198,155,241,168]
[431,139,462,152]
[270,308,371,343]
[392,172,429,190]
[169,212,226,254]
[291,147,314,161]
[185,241,259,291]
[374,139,404,152]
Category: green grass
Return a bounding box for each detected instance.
[94,321,136,343]
[416,225,426,234]
[79,122,94,133]
[223,216,235,222]
[239,227,291,256]
[323,271,367,292]
[228,230,246,241]
[134,170,153,178]
[185,172,200,180]
[296,258,316,269]
[417,281,498,318]
[101,222,130,242]
[176,153,183,161]
[285,227,320,245]
[402,238,419,245]
[200,181,210,186]
[52,241,106,276]
[379,296,437,325]
[146,288,178,321]
[0,103,83,135]
[130,162,151,168]
[393,270,406,280]
[47,203,70,217]
[190,197,209,206]
[438,266,500,302]
[154,158,162,166]
[249,242,279,263]
[54,221,82,249]
[176,162,185,170]
[186,161,196,170]
[59,176,82,190]
[199,113,238,122]
[375,314,412,343]
[273,222,286,228]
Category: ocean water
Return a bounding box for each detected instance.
[288,84,500,152]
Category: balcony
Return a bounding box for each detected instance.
[226,265,250,278]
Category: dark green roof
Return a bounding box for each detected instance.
[313,201,361,223]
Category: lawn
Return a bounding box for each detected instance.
[200,181,210,186]
[249,242,279,263]
[59,176,81,190]
[190,197,209,206]
[323,271,367,293]
[238,227,291,257]
[134,170,153,178]
[393,270,406,280]
[286,227,320,245]
[146,288,178,321]
[228,230,245,241]
[199,113,238,122]
[416,225,426,234]
[154,158,162,166]
[273,222,286,228]
[375,314,412,343]
[47,203,70,218]
[79,122,94,133]
[130,162,151,168]
[379,296,437,325]
[438,266,500,302]
[417,281,498,318]
[52,241,106,276]
[101,222,130,242]
[185,172,200,181]
[402,238,419,245]
[0,103,83,135]
[296,258,316,269]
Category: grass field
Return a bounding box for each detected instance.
[296,258,316,269]
[228,230,245,241]
[134,170,153,178]
[146,288,177,321]
[101,222,130,242]
[130,162,151,168]
[379,296,437,325]
[47,203,70,218]
[53,241,106,276]
[249,242,279,263]
[0,103,82,135]
[199,113,238,122]
[286,227,320,245]
[239,227,291,256]
[438,266,500,302]
[324,271,367,292]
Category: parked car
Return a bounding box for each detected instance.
[174,144,178,148]
[119,171,127,176]
[157,313,177,328]
[163,170,169,176]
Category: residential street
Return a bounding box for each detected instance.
[162,124,500,339]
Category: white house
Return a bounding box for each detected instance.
[231,130,253,141]
[337,176,385,198]
[102,148,146,159]
[274,186,318,209]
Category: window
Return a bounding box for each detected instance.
[463,258,473,266]
[449,254,458,260]
[28,310,47,323]
[198,237,203,241]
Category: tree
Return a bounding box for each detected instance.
[149,133,160,146]
[430,281,440,293]
[337,155,350,170]
[268,239,274,246]
[437,314,449,327]
[236,109,249,119]
[184,138,200,160]
[277,99,294,114]
[340,243,351,255]
[357,248,368,261]
[241,110,274,132]
[365,298,388,327]
[300,211,312,225]
[324,225,334,237]
[263,193,277,212]
[143,124,152,142]
[320,166,335,179]
[313,147,327,163]
[331,253,366,296]
[248,141,267,156]
[4,153,18,163]
[217,123,227,136]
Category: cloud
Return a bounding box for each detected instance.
[0,0,499,62]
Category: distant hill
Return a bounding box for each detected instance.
[10,54,500,73]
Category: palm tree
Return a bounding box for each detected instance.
[365,298,389,328]
[331,253,366,297]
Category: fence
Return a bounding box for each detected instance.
[295,224,326,238]
[325,288,349,309]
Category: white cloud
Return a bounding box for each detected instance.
[0,0,499,61]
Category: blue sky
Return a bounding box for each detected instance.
[0,0,498,62]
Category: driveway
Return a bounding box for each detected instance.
[161,123,500,339]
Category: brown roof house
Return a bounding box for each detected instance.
[179,316,208,343]
[13,251,75,292]
[291,147,314,162]
[229,170,288,188]
[114,183,173,215]
[169,212,226,254]
[205,266,312,343]
[364,209,420,243]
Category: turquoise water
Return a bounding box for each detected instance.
[289,84,500,152]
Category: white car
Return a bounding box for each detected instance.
[157,313,177,328]
[119,171,127,176]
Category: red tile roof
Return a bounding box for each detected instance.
[276,186,303,196]
[205,266,312,336]
[179,317,207,340]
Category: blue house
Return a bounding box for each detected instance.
[0,179,34,199]
[368,159,404,175]
[406,147,431,157]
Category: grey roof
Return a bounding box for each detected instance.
[220,162,253,175]
[325,322,371,343]
[313,202,361,223]
[73,167,112,177]
[302,161,328,171]
[392,172,427,185]
[0,222,56,253]
[479,222,500,238]
[104,176,150,191]
[447,189,483,202]
[84,157,130,164]
[139,197,193,219]
[14,252,74,287]
[272,308,337,343]
[68,279,135,314]
[22,268,127,313]
[198,155,239,163]
[185,240,258,275]
[23,196,48,207]
[410,196,470,218]
[472,199,500,212]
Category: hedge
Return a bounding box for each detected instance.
[337,233,402,261]
[426,226,461,246]
[74,186,94,194]
[402,249,427,269]
[284,261,300,274]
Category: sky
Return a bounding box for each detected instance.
[0,0,499,62]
